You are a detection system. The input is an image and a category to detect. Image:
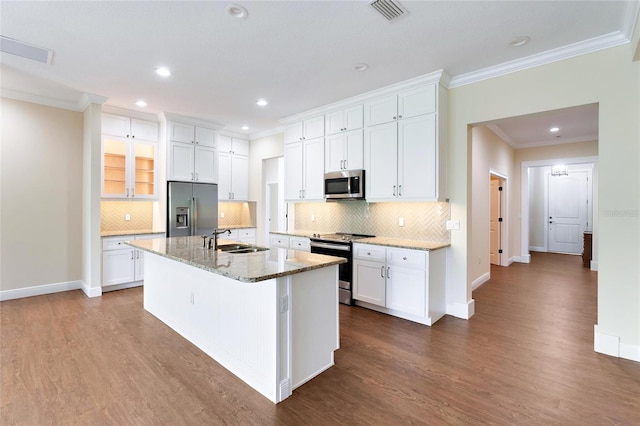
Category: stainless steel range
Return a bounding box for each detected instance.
[309,232,374,305]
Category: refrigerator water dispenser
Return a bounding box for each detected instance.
[175,207,189,228]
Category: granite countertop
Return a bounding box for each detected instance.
[355,237,450,251]
[101,230,166,237]
[269,230,317,238]
[226,225,256,230]
[269,231,449,251]
[127,236,346,283]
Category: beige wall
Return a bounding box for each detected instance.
[248,133,284,245]
[1,98,84,291]
[470,126,514,283]
[449,44,639,352]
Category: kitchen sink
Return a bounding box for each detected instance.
[217,243,251,251]
[217,244,269,254]
[227,247,269,254]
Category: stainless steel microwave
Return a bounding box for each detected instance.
[324,170,365,200]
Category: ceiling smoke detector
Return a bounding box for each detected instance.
[369,0,406,22]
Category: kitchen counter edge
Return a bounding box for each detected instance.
[354,237,449,251]
[127,236,346,283]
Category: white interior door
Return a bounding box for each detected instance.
[490,179,501,265]
[548,172,588,254]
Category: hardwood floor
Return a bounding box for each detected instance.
[2,252,639,425]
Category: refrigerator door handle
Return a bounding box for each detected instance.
[193,196,198,235]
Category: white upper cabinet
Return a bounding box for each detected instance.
[325,129,363,172]
[103,113,158,142]
[285,137,324,201]
[217,136,249,201]
[101,113,158,199]
[364,84,436,127]
[364,83,444,202]
[167,121,218,183]
[284,115,324,144]
[325,105,363,135]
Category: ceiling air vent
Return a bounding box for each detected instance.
[0,36,53,64]
[369,0,406,22]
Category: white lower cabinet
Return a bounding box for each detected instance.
[269,234,290,248]
[353,243,446,326]
[289,236,311,252]
[226,228,256,244]
[102,233,162,291]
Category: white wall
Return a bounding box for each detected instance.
[0,98,83,291]
[248,133,284,246]
[470,126,514,284]
[449,44,639,360]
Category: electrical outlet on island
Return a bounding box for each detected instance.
[125,213,131,221]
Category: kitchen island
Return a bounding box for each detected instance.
[127,236,346,403]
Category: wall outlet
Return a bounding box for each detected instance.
[311,214,315,222]
[125,213,131,221]
[221,212,225,218]
[446,220,460,230]
[398,217,404,227]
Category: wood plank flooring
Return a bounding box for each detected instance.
[2,252,639,424]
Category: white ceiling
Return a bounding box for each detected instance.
[0,1,637,142]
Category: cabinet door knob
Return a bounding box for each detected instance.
[398,115,403,119]
[393,116,397,120]
[403,256,407,260]
[126,134,130,138]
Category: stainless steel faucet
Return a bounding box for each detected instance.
[211,228,232,250]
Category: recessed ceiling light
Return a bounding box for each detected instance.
[226,4,248,20]
[135,100,147,107]
[241,125,249,130]
[549,127,560,132]
[354,63,369,71]
[256,99,268,107]
[155,67,171,77]
[510,36,530,47]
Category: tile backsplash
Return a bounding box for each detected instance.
[293,201,450,243]
[218,202,256,228]
[101,200,155,232]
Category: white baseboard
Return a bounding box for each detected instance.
[472,272,490,291]
[82,281,103,298]
[511,255,531,263]
[590,260,598,271]
[529,246,546,252]
[594,325,640,362]
[446,299,475,319]
[0,280,82,301]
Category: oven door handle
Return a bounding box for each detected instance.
[310,241,351,252]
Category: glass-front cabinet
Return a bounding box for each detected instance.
[101,114,158,199]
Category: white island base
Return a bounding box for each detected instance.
[143,252,339,403]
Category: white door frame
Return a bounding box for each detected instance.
[520,156,598,269]
[490,169,509,267]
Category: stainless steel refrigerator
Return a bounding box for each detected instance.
[167,181,218,237]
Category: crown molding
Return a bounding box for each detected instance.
[79,93,108,109]
[485,124,515,147]
[1,88,86,111]
[249,126,285,141]
[102,104,158,122]
[279,69,448,125]
[449,31,630,88]
[512,135,598,150]
[159,111,224,130]
[622,0,640,41]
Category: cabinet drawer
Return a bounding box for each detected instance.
[270,235,290,248]
[387,248,426,269]
[353,244,385,261]
[102,236,132,251]
[289,237,310,251]
[238,228,256,239]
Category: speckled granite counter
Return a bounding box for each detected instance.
[101,230,165,237]
[356,237,449,251]
[127,236,346,283]
[269,230,317,238]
